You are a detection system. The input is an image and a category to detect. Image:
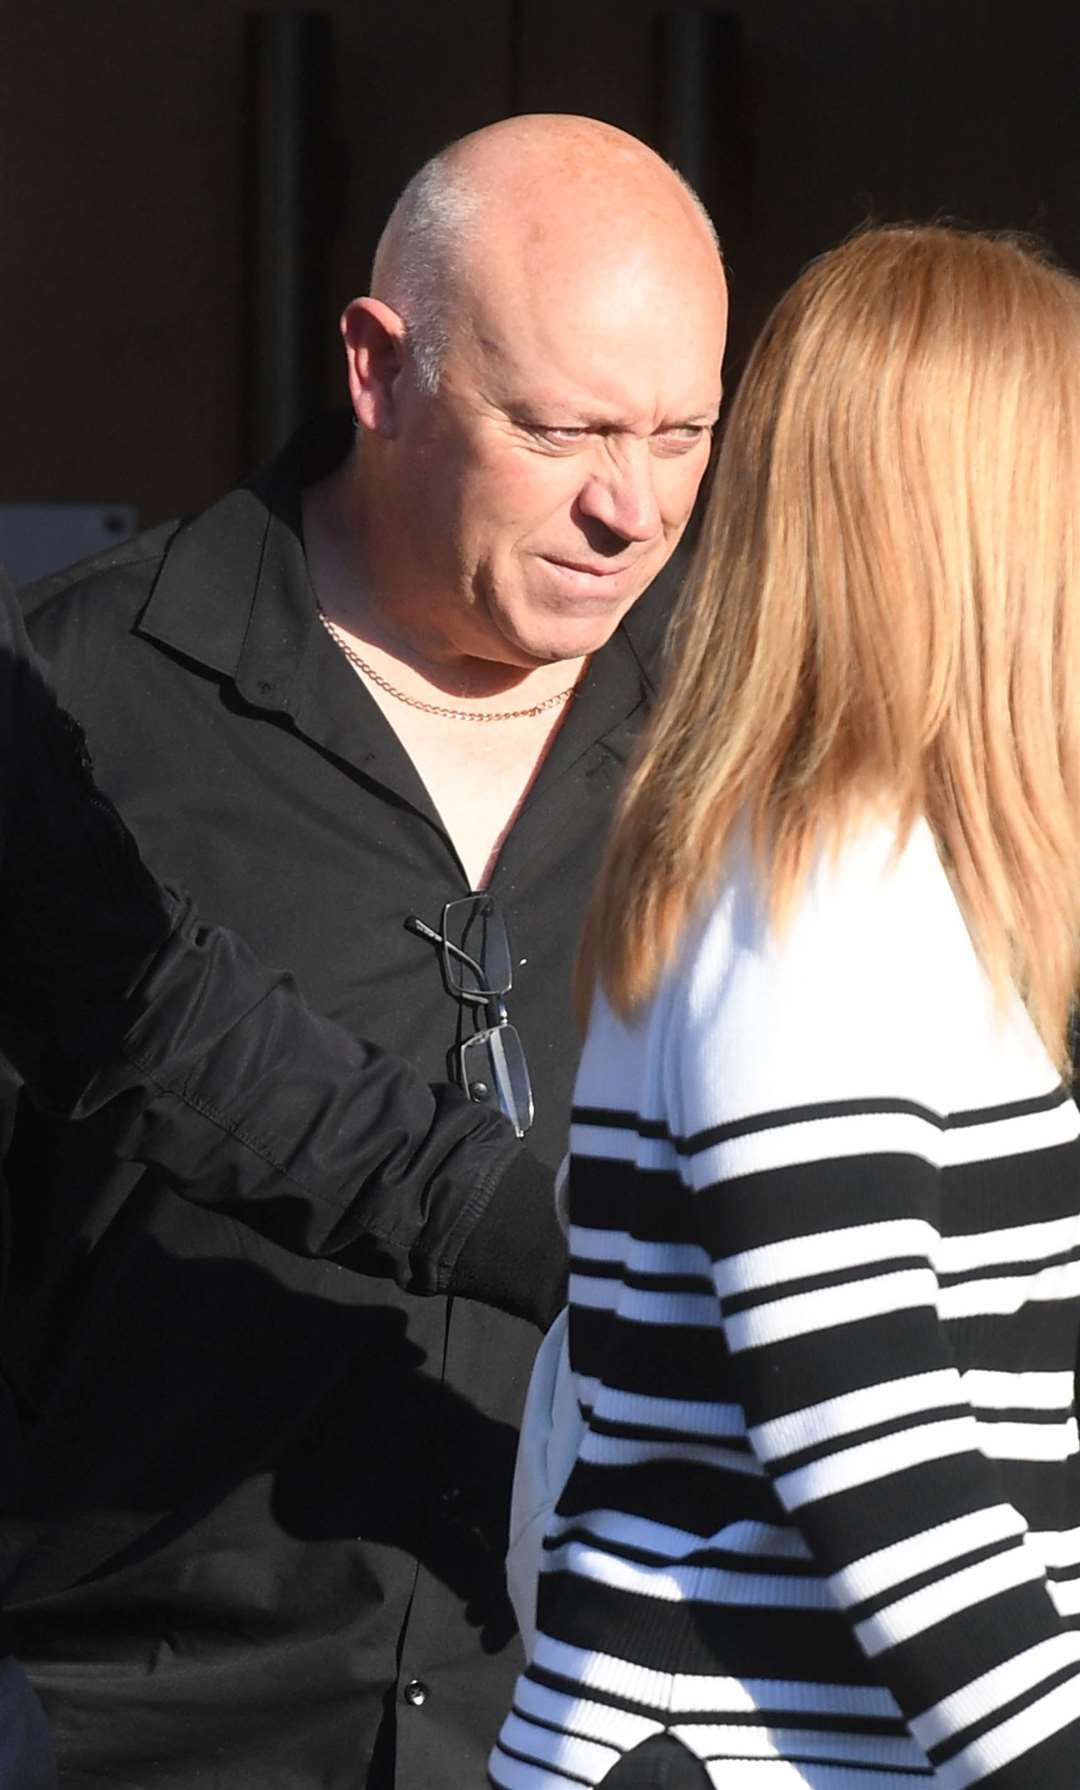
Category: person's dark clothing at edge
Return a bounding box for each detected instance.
[0,553,566,1783]
[0,414,672,1788]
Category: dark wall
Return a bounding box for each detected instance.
[3,1,1078,522]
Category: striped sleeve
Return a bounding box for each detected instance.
[672,825,1080,1786]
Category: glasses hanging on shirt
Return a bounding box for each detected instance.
[404,893,535,1138]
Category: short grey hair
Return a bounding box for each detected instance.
[370,155,481,396]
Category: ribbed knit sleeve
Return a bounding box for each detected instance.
[673,824,1080,1786]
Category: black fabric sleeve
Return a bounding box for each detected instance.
[0,572,563,1329]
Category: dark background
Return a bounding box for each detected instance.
[2,0,1078,526]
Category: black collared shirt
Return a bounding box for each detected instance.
[4,417,672,1788]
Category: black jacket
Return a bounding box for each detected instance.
[3,417,670,1788]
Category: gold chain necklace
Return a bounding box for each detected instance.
[316,604,584,723]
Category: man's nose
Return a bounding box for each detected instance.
[577,443,662,545]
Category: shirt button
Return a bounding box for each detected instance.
[402,1679,429,1708]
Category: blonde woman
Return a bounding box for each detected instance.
[490,225,1080,1789]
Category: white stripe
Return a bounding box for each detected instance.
[529,1632,902,1718]
[725,1267,936,1353]
[570,1275,722,1328]
[588,1386,745,1441]
[577,1431,765,1476]
[513,1674,660,1750]
[544,1507,812,1564]
[569,1228,710,1278]
[910,1633,1080,1753]
[1048,1578,1080,1616]
[975,1416,1078,1462]
[542,1536,832,1609]
[940,1258,1080,1318]
[855,1543,1042,1656]
[940,1216,1080,1273]
[711,1219,938,1300]
[751,1369,959,1459]
[961,1367,1073,1410]
[774,1414,979,1506]
[935,1674,1080,1790]
[667,1723,926,1769]
[497,1711,618,1782]
[686,1111,944,1190]
[830,1505,1026,1609]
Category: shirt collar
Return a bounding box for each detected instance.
[136,414,353,715]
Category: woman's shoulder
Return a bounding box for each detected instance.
[680,814,959,991]
[668,814,1037,1120]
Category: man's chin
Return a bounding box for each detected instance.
[500,593,647,666]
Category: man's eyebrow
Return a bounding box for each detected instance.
[512,405,721,430]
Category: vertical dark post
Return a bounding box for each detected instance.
[244,11,333,464]
[655,9,749,246]
[507,0,524,115]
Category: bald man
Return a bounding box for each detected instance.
[6,117,727,1788]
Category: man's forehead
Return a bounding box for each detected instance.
[454,278,725,419]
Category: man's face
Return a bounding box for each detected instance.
[387,250,727,668]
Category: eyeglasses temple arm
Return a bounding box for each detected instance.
[403,914,487,988]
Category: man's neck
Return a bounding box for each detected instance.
[301,471,584,706]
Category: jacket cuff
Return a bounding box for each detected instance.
[449,1150,567,1331]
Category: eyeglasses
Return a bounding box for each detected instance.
[404,893,535,1138]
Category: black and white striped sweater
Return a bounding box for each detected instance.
[490,819,1080,1788]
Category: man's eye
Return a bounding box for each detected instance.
[525,424,589,447]
[654,425,712,454]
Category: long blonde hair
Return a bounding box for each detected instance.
[580,224,1080,1071]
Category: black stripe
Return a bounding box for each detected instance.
[570,1305,732,1404]
[949,1085,1071,1127]
[939,1242,1080,1286]
[973,1405,1071,1425]
[537,1571,873,1681]
[583,1416,751,1448]
[573,1084,1069,1152]
[556,1455,782,1533]
[948,1303,1080,1375]
[680,1098,944,1158]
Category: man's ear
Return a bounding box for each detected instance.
[340,298,408,437]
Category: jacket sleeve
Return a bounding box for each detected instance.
[0,572,563,1328]
[674,829,1080,1786]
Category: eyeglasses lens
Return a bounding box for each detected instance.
[442,894,512,998]
[459,1023,535,1138]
